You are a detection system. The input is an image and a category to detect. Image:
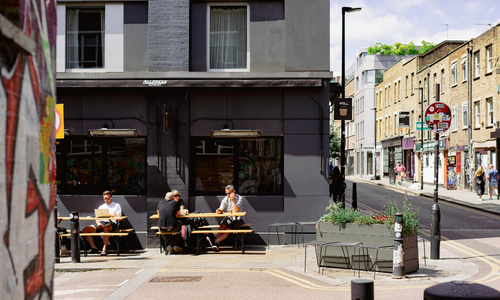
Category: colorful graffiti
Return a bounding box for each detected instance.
[0,0,57,299]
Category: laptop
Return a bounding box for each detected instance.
[94,209,111,218]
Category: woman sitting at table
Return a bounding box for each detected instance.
[206,185,244,251]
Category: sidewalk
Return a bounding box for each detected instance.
[346,175,500,215]
[55,243,475,288]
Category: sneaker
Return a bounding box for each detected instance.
[489,197,493,200]
[172,246,183,253]
[100,250,108,256]
[60,248,71,256]
[212,243,219,251]
[166,245,173,254]
[206,236,214,247]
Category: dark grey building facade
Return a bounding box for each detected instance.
[56,0,332,248]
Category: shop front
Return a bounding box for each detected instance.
[449,145,469,190]
[381,136,402,184]
[416,138,448,185]
[402,137,415,180]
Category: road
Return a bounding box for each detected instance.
[53,180,500,299]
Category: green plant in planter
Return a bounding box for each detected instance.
[319,202,361,228]
[382,193,420,236]
[320,193,420,236]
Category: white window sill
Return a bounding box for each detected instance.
[208,68,250,72]
[452,83,457,87]
[65,69,106,73]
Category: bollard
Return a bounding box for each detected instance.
[424,281,500,299]
[351,279,374,300]
[392,212,405,278]
[70,211,80,263]
[352,183,357,211]
[430,202,441,259]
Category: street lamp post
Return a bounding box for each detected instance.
[341,6,361,206]
[415,87,424,190]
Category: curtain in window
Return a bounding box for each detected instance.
[210,7,247,69]
[66,9,79,69]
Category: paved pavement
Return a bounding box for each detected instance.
[346,175,500,215]
[54,177,500,297]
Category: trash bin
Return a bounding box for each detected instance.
[424,281,500,300]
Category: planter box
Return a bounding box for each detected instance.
[316,222,419,273]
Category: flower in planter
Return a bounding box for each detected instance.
[382,193,421,236]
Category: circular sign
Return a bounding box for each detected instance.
[55,109,62,135]
[424,102,451,133]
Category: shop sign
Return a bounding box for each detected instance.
[450,145,469,152]
[416,139,448,151]
[143,80,167,86]
[55,104,64,139]
[425,102,452,133]
[398,111,410,128]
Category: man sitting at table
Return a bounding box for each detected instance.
[82,190,122,256]
[206,185,244,251]
[157,191,185,253]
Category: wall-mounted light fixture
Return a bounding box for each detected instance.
[64,129,71,136]
[210,129,261,138]
[88,128,138,137]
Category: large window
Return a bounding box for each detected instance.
[487,97,494,126]
[451,107,458,131]
[364,70,375,84]
[66,7,105,69]
[475,100,481,127]
[56,137,146,195]
[208,5,249,71]
[192,137,283,195]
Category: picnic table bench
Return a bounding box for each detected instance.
[59,228,134,256]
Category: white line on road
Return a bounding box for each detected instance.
[135,268,145,275]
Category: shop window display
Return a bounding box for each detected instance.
[56,137,146,195]
[193,137,283,195]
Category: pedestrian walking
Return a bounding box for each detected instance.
[487,164,499,200]
[329,166,344,206]
[474,166,486,201]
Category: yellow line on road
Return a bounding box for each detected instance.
[420,229,500,283]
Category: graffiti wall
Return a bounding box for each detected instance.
[0,0,57,299]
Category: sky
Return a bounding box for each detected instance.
[330,0,500,76]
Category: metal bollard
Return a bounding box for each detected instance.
[430,202,441,259]
[424,281,500,299]
[352,183,357,211]
[392,212,405,278]
[70,211,80,263]
[351,279,374,300]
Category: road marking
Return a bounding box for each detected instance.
[55,288,113,295]
[135,269,145,275]
[420,229,500,283]
[118,279,129,286]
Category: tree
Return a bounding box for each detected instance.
[367,41,435,55]
[329,124,341,159]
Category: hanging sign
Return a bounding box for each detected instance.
[424,102,451,133]
[55,104,64,139]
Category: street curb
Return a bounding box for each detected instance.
[348,177,500,216]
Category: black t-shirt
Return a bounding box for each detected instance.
[157,199,180,228]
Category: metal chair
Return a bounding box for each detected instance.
[357,244,392,278]
[304,240,336,273]
[322,242,363,276]
[267,222,298,249]
[296,221,317,248]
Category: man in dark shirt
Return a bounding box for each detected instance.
[157,192,181,232]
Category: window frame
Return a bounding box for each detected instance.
[462,103,468,129]
[475,100,481,128]
[65,6,106,70]
[451,62,457,86]
[474,51,480,78]
[461,56,467,82]
[451,107,458,132]
[487,97,494,126]
[441,69,445,92]
[486,45,493,74]
[190,136,284,196]
[206,3,250,72]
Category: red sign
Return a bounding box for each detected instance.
[424,102,451,133]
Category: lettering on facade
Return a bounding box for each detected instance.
[143,80,167,86]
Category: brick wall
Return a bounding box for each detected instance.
[148,0,190,71]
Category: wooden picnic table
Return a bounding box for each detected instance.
[58,216,128,221]
[149,212,246,219]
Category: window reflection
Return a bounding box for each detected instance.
[193,137,283,195]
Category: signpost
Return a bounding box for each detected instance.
[416,121,429,130]
[424,85,450,260]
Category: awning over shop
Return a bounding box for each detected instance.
[402,137,414,150]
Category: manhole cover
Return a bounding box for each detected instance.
[150,276,203,283]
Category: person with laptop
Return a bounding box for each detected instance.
[81,190,122,256]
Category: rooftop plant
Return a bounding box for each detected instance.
[367,41,435,56]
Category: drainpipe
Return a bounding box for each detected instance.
[468,42,473,192]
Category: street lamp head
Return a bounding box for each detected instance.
[342,7,362,13]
